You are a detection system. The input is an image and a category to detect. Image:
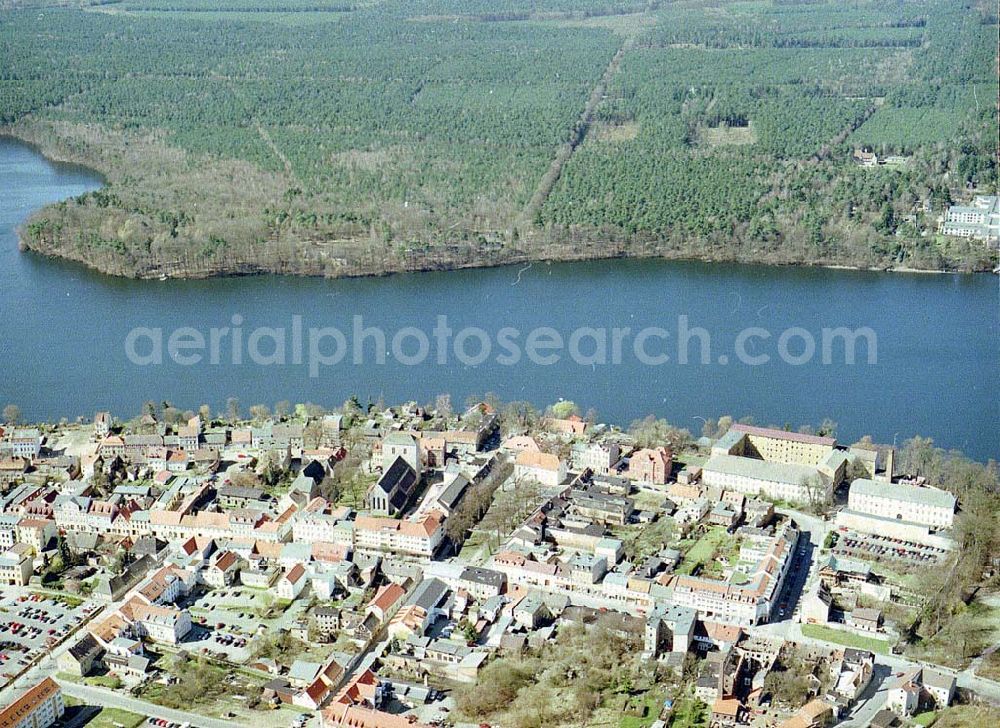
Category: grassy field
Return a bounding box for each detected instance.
[63,698,146,728]
[801,623,895,655]
[676,527,736,576]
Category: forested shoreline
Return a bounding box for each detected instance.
[3,0,997,279]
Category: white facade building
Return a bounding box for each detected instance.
[847,478,955,529]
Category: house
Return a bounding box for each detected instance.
[817,554,873,589]
[177,421,200,451]
[420,436,447,468]
[288,659,323,688]
[834,649,874,701]
[512,593,552,629]
[710,697,745,727]
[17,518,56,554]
[501,435,540,453]
[707,501,739,529]
[366,457,419,515]
[0,677,65,728]
[57,633,103,677]
[277,563,309,601]
[922,668,956,708]
[366,583,407,624]
[695,674,719,704]
[94,412,112,439]
[320,705,432,728]
[627,447,672,485]
[202,550,240,588]
[848,607,882,633]
[457,566,505,600]
[778,698,833,728]
[545,415,588,436]
[0,545,33,585]
[869,709,898,728]
[314,606,342,638]
[571,442,620,475]
[0,456,29,486]
[7,429,43,460]
[514,450,566,487]
[886,671,921,716]
[129,602,192,644]
[431,472,469,516]
[217,484,268,509]
[387,578,450,640]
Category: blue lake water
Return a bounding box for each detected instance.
[1,136,997,460]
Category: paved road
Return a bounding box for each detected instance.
[57,679,237,728]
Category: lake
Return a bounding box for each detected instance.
[2,136,997,460]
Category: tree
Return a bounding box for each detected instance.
[249,404,270,422]
[629,415,692,449]
[816,418,837,438]
[2,404,21,425]
[304,420,323,448]
[225,397,240,424]
[274,400,291,420]
[435,393,452,419]
[549,400,579,419]
[455,659,534,717]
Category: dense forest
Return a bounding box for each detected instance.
[0,0,996,278]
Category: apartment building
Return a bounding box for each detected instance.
[570,442,620,475]
[714,424,836,466]
[513,450,566,487]
[847,478,955,529]
[702,454,833,504]
[0,677,64,728]
[940,195,1000,243]
[6,429,42,460]
[353,512,444,558]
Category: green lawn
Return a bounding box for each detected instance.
[912,711,938,727]
[618,694,664,728]
[84,675,123,689]
[677,528,735,576]
[801,624,894,655]
[667,696,708,728]
[62,699,146,728]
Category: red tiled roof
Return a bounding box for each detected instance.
[0,677,60,726]
[732,423,835,446]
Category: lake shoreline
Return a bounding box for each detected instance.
[5,129,996,282]
[16,232,988,282]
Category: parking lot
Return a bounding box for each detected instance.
[0,591,97,686]
[834,529,948,564]
[180,621,252,663]
[180,587,309,664]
